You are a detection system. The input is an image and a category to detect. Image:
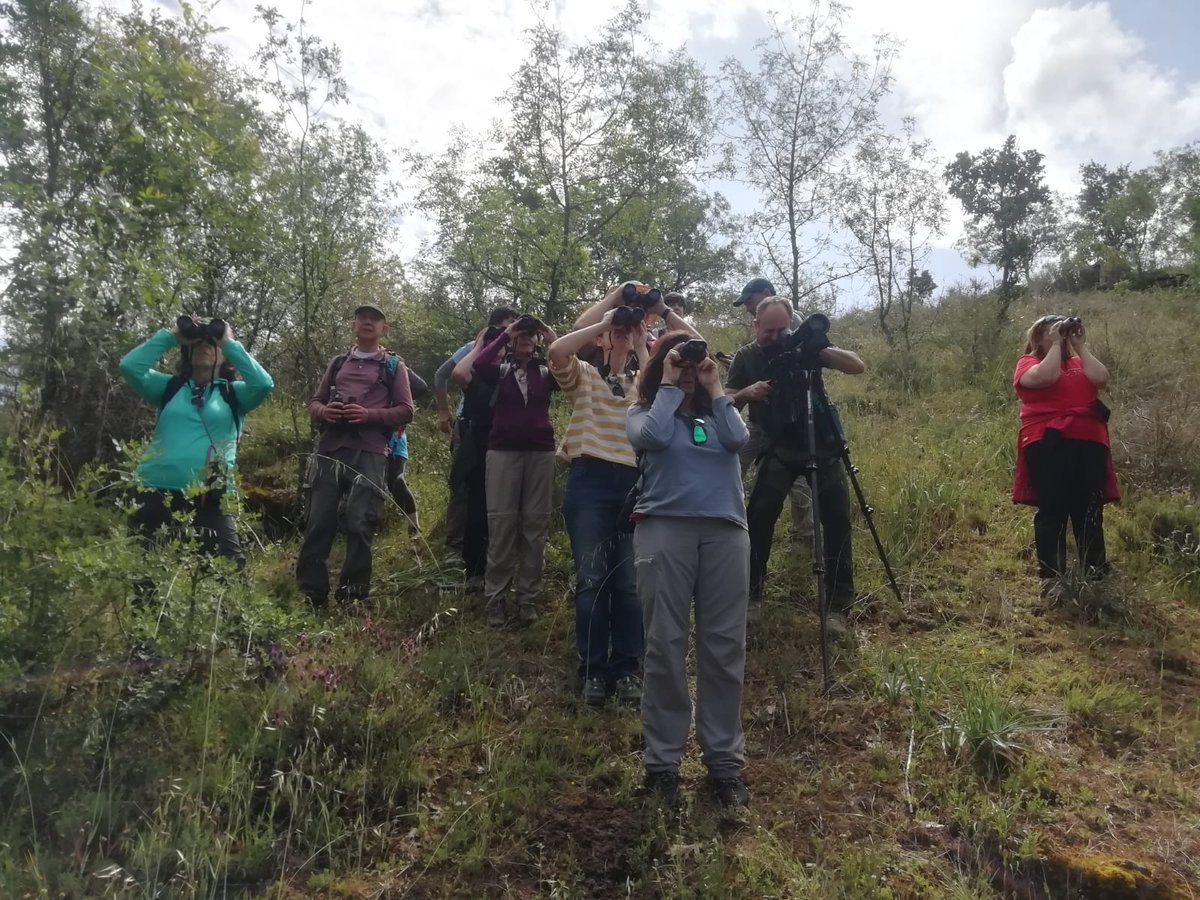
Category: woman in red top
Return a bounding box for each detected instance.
[1012,314,1118,597]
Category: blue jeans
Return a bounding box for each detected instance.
[563,457,642,683]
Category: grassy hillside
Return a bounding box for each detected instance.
[2,288,1199,898]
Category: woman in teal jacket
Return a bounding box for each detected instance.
[120,319,273,567]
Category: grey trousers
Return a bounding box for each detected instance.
[484,450,556,610]
[296,447,387,604]
[741,423,813,541]
[634,516,751,779]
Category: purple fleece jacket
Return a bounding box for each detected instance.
[310,349,414,456]
[472,332,556,452]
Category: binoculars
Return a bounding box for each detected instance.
[612,306,645,329]
[515,315,544,334]
[622,282,662,309]
[177,315,227,342]
[1062,316,1083,335]
[677,339,708,363]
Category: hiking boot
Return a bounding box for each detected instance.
[485,598,508,628]
[640,770,680,805]
[615,675,642,708]
[581,677,608,709]
[711,775,751,809]
[466,575,485,594]
[515,603,538,627]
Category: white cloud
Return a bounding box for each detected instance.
[1002,2,1200,185]
[90,0,1200,297]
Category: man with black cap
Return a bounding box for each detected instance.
[732,278,814,563]
[297,302,415,607]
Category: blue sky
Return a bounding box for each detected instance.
[120,0,1200,307]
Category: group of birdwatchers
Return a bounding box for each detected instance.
[119,278,1117,809]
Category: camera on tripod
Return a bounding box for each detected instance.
[764,313,832,380]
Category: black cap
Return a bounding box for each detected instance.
[735,278,776,306]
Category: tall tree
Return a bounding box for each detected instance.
[0,0,275,466]
[944,134,1053,320]
[409,2,718,323]
[719,1,895,308]
[838,122,946,349]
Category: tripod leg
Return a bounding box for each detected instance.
[799,380,833,694]
[839,448,904,606]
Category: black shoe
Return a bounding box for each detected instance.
[581,677,607,708]
[711,775,750,809]
[640,770,680,805]
[614,675,642,708]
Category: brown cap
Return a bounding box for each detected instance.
[354,303,386,319]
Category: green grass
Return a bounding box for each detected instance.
[3,287,1200,897]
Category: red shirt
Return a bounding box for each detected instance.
[1011,354,1119,506]
[1013,355,1108,449]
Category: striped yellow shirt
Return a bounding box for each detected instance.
[550,354,638,467]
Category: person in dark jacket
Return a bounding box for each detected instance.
[296,303,414,607]
[453,316,558,626]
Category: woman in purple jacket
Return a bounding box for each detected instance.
[453,316,559,627]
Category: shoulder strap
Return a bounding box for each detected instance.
[384,351,399,382]
[159,373,189,410]
[218,382,243,436]
[489,361,513,409]
[329,353,348,387]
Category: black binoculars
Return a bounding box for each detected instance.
[1062,316,1083,334]
[622,283,662,309]
[177,315,227,342]
[515,315,544,334]
[677,339,708,363]
[612,306,645,329]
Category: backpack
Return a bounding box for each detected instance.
[323,350,403,436]
[160,374,242,436]
[329,350,401,390]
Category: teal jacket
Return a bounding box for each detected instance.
[119,329,274,492]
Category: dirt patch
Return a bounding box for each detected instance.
[534,791,642,899]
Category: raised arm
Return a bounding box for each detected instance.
[221,326,274,412]
[819,346,866,376]
[549,312,614,369]
[451,330,488,386]
[473,327,513,379]
[1019,321,1066,389]
[119,328,178,405]
[698,357,748,452]
[573,283,629,330]
[1069,327,1109,389]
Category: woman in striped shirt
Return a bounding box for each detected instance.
[548,283,700,708]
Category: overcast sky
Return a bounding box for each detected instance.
[105,0,1200,305]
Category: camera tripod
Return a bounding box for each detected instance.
[765,366,903,692]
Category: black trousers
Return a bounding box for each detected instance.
[1023,436,1108,579]
[747,447,853,609]
[129,488,245,569]
[447,421,489,578]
